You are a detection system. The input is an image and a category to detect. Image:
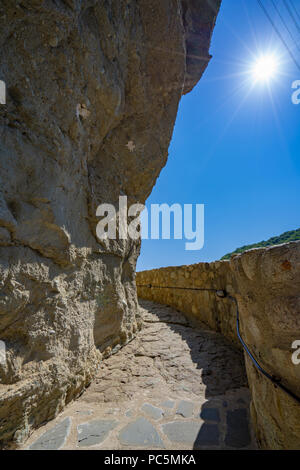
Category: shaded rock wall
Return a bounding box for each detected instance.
[137,261,238,346]
[0,0,221,445]
[137,241,300,449]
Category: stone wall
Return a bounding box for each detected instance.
[136,241,300,449]
[137,260,239,347]
[0,0,221,445]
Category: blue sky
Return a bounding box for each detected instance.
[137,0,300,271]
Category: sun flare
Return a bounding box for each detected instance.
[251,55,278,82]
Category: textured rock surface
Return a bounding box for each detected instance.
[28,417,71,450]
[137,241,300,449]
[0,0,221,445]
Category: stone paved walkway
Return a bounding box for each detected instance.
[21,300,257,450]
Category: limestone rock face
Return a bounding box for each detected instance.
[0,0,221,445]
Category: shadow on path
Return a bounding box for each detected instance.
[141,300,255,450]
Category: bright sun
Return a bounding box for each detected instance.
[252,55,278,82]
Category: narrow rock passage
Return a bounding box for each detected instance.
[22,301,257,450]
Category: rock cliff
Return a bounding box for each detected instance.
[0,0,221,445]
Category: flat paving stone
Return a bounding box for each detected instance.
[21,301,256,451]
[200,407,220,422]
[28,417,71,450]
[163,421,219,448]
[194,423,219,448]
[225,409,251,448]
[141,403,164,420]
[75,410,93,416]
[119,417,164,448]
[162,421,202,445]
[77,419,117,447]
[161,400,175,409]
[176,400,194,418]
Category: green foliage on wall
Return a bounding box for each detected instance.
[221,228,300,260]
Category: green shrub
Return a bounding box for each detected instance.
[221,228,300,260]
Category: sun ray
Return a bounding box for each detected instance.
[194,79,257,175]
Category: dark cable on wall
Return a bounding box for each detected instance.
[229,295,300,406]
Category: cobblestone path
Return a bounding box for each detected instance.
[21,300,257,450]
